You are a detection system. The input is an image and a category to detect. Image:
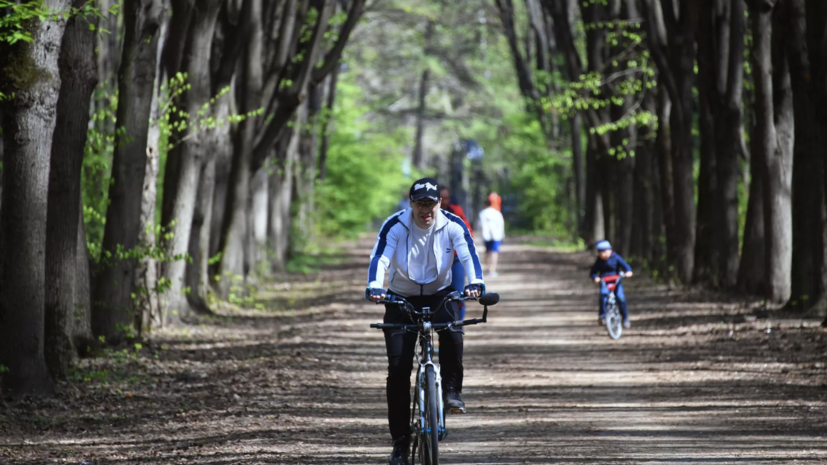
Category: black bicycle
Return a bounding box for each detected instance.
[371,291,500,465]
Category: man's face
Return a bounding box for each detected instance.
[598,249,613,260]
[411,198,440,228]
[439,189,451,209]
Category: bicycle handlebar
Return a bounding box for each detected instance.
[369,292,498,331]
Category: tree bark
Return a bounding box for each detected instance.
[738,155,766,293]
[631,92,657,261]
[45,0,99,378]
[185,158,216,313]
[765,1,794,305]
[641,0,698,282]
[93,0,164,344]
[318,62,340,182]
[0,0,72,395]
[268,125,299,273]
[133,8,169,336]
[74,202,93,352]
[693,0,721,285]
[787,0,823,311]
[160,0,223,325]
[655,87,676,273]
[217,0,263,299]
[571,113,585,235]
[715,0,745,289]
[412,19,434,171]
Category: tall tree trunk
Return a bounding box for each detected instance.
[738,155,766,293]
[133,11,168,336]
[249,168,269,275]
[631,92,657,260]
[582,0,608,246]
[764,2,794,305]
[412,19,434,171]
[93,0,164,344]
[0,0,72,395]
[693,0,720,285]
[584,138,605,245]
[217,0,263,299]
[296,87,321,243]
[45,0,99,378]
[74,203,93,351]
[269,126,299,273]
[160,0,223,325]
[667,0,698,283]
[655,88,676,274]
[641,0,698,282]
[787,0,823,311]
[571,113,585,236]
[716,0,745,289]
[185,158,215,313]
[134,118,162,334]
[318,64,340,182]
[804,0,827,320]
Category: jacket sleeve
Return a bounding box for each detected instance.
[450,221,484,285]
[367,217,401,289]
[616,254,632,273]
[590,259,600,279]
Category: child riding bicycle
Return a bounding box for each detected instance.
[590,240,633,328]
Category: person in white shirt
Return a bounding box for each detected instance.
[476,197,505,277]
[367,177,485,465]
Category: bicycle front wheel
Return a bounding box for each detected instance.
[420,365,440,465]
[606,300,622,340]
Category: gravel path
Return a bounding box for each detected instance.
[2,239,826,464]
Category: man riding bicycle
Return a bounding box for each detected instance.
[367,177,485,465]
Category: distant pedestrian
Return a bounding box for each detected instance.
[395,189,410,213]
[488,191,502,212]
[477,197,505,277]
[441,186,473,318]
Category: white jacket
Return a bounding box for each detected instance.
[368,208,484,297]
[477,207,505,242]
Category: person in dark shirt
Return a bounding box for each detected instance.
[590,240,633,328]
[440,187,473,319]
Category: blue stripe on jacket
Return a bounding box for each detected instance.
[444,211,483,281]
[368,213,403,284]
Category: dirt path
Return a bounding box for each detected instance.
[2,239,827,464]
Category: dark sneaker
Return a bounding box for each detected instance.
[598,317,606,326]
[445,390,466,414]
[623,318,631,329]
[388,435,410,465]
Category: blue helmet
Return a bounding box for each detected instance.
[595,240,612,251]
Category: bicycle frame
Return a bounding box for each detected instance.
[412,311,447,442]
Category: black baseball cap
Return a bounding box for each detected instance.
[409,177,440,202]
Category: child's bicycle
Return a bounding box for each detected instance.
[370,291,500,465]
[601,274,624,340]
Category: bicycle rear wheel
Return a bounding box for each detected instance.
[419,365,439,465]
[605,299,622,340]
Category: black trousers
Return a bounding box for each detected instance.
[383,289,464,440]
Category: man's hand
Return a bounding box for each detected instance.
[367,288,386,302]
[625,271,633,278]
[464,284,482,298]
[593,277,601,285]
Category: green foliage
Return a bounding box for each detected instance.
[498,113,574,237]
[315,74,413,237]
[82,85,119,260]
